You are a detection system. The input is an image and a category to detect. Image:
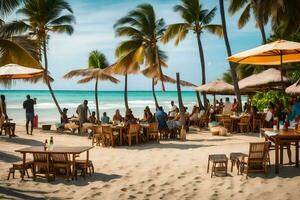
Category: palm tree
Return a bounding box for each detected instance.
[113,4,167,111]
[5,0,75,114]
[87,50,109,120]
[0,0,41,69]
[219,0,242,110]
[64,54,119,122]
[229,0,269,44]
[161,0,223,108]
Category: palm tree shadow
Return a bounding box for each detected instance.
[0,151,22,163]
[247,165,300,179]
[0,186,45,200]
[118,142,214,150]
[0,137,43,146]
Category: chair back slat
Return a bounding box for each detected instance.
[93,125,102,134]
[129,124,140,134]
[51,154,69,163]
[33,153,48,162]
[248,142,269,160]
[102,125,113,134]
[148,122,158,133]
[240,116,250,123]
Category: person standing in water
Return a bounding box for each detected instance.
[23,95,36,135]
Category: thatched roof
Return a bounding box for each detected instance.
[238,68,290,90]
[195,80,235,95]
[286,79,300,95]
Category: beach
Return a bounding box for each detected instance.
[1,125,300,200]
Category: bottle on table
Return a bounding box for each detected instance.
[44,139,48,151]
[49,136,54,150]
[284,115,289,131]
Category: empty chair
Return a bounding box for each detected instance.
[7,160,33,180]
[127,124,140,146]
[32,153,50,180]
[238,116,250,133]
[102,125,119,147]
[92,125,103,146]
[147,122,159,143]
[240,142,270,177]
[222,115,232,133]
[51,153,72,181]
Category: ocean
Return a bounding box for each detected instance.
[0,90,244,124]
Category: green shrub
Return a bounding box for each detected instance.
[252,90,289,111]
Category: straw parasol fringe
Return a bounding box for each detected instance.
[195,80,235,95]
[238,68,290,90]
[286,79,300,95]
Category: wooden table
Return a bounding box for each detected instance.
[15,146,93,180]
[111,125,127,145]
[230,115,241,133]
[261,128,300,174]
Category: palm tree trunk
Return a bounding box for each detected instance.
[195,91,204,110]
[155,46,166,92]
[152,78,159,109]
[42,36,62,115]
[176,73,186,128]
[124,74,129,111]
[195,33,207,108]
[95,77,100,121]
[259,23,267,44]
[219,0,242,112]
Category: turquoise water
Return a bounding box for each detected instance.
[0,90,204,123]
[0,90,247,124]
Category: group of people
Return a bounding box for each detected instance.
[0,94,36,136]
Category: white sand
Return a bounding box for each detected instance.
[1,125,300,200]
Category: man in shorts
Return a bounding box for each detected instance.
[23,95,36,135]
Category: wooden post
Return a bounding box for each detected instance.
[176,73,186,141]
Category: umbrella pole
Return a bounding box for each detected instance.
[280,51,284,90]
[213,94,216,110]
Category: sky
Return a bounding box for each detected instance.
[7,0,270,91]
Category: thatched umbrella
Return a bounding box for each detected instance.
[238,68,290,90]
[228,40,300,88]
[286,79,300,95]
[195,80,235,108]
[64,68,119,121]
[142,67,197,109]
[0,63,45,87]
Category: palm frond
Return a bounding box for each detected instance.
[115,39,143,58]
[228,0,248,15]
[238,3,251,29]
[0,0,20,17]
[202,7,217,25]
[88,50,109,69]
[49,24,74,35]
[50,14,75,25]
[0,20,31,38]
[204,24,224,37]
[161,23,189,45]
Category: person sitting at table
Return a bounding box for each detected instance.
[59,108,79,133]
[265,102,275,128]
[113,109,123,122]
[89,111,97,124]
[189,105,199,125]
[243,102,249,113]
[101,112,110,124]
[168,101,178,118]
[142,106,154,123]
[124,109,138,127]
[231,98,239,113]
[0,95,16,137]
[167,108,181,129]
[155,106,168,130]
[223,97,231,115]
[289,97,300,122]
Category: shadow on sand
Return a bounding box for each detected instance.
[247,165,300,179]
[0,151,22,163]
[0,136,43,146]
[0,186,45,200]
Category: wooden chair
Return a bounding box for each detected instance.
[199,112,209,128]
[102,125,119,147]
[75,160,94,177]
[238,116,250,133]
[147,122,159,143]
[127,124,140,146]
[51,154,72,181]
[92,125,102,146]
[222,115,232,133]
[252,115,262,133]
[240,142,270,177]
[32,153,50,180]
[7,160,33,180]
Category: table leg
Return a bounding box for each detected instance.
[86,150,89,177]
[280,145,283,164]
[72,154,76,180]
[21,153,26,180]
[119,129,123,145]
[275,142,279,174]
[46,154,50,181]
[296,142,299,168]
[146,128,149,142]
